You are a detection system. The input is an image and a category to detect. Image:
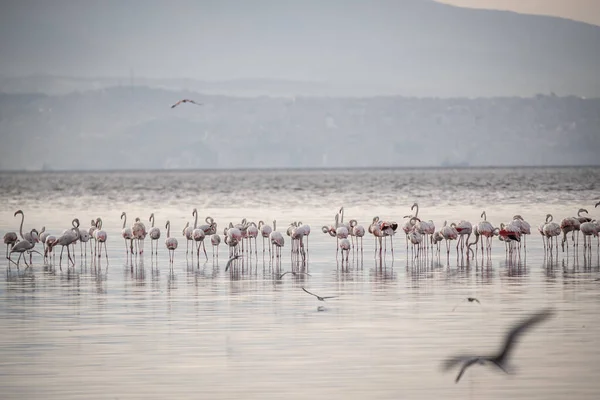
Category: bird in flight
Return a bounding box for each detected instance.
[171,99,202,108]
[224,254,241,272]
[452,297,481,312]
[302,287,337,302]
[441,308,554,383]
[278,271,312,279]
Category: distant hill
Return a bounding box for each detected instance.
[0,87,598,170]
[1,0,599,97]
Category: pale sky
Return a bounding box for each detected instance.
[437,0,600,26]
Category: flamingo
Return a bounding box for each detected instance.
[51,224,78,267]
[79,229,90,256]
[121,212,134,254]
[132,217,147,254]
[401,215,413,251]
[94,218,108,259]
[225,224,242,257]
[299,223,311,253]
[498,222,521,255]
[542,214,561,252]
[408,217,424,258]
[339,238,351,262]
[477,211,495,252]
[183,217,194,255]
[8,229,40,267]
[3,231,18,259]
[45,234,57,261]
[576,208,592,223]
[246,222,259,255]
[148,213,161,255]
[440,221,459,255]
[39,227,49,256]
[560,216,580,251]
[88,219,98,257]
[580,221,598,249]
[165,220,178,264]
[210,234,221,257]
[14,210,38,243]
[270,220,285,258]
[511,215,531,249]
[258,220,273,255]
[171,98,202,108]
[192,209,208,260]
[452,220,473,254]
[349,219,365,252]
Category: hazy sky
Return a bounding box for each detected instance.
[0,0,598,95]
[437,0,600,26]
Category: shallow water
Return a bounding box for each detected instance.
[1,167,600,399]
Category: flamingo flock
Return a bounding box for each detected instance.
[3,202,599,271]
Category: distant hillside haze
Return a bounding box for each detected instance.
[1,0,599,97]
[0,88,598,170]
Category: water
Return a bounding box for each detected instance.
[1,167,600,399]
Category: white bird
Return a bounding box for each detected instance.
[542,214,561,252]
[4,231,18,259]
[121,212,134,255]
[270,220,285,258]
[210,234,221,257]
[8,228,41,267]
[51,224,78,267]
[246,221,259,255]
[165,220,178,264]
[339,238,351,262]
[192,209,208,260]
[94,218,108,259]
[580,221,598,249]
[148,213,161,255]
[349,219,365,252]
[132,217,147,254]
[171,98,202,108]
[258,220,273,255]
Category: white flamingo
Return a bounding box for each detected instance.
[580,221,598,249]
[210,234,221,257]
[8,228,40,267]
[132,217,147,254]
[542,214,561,252]
[192,209,208,260]
[511,215,531,250]
[52,224,78,267]
[349,219,365,252]
[94,218,108,259]
[560,216,580,251]
[440,221,459,255]
[270,220,285,258]
[165,220,178,264]
[258,220,273,255]
[339,238,351,262]
[246,221,259,255]
[148,213,161,255]
[121,212,134,254]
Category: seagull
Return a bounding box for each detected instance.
[441,308,554,383]
[171,99,202,108]
[224,254,241,272]
[302,287,337,302]
[452,297,481,312]
[278,271,312,279]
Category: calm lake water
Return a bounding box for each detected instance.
[1,167,600,399]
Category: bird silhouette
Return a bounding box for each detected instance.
[452,297,481,312]
[278,271,311,279]
[224,254,241,271]
[171,99,202,108]
[442,308,554,383]
[302,287,337,301]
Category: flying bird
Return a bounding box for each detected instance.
[224,254,241,272]
[278,271,312,279]
[171,99,202,108]
[452,297,481,312]
[441,308,554,383]
[302,287,337,302]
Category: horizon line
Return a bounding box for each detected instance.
[1,165,599,174]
